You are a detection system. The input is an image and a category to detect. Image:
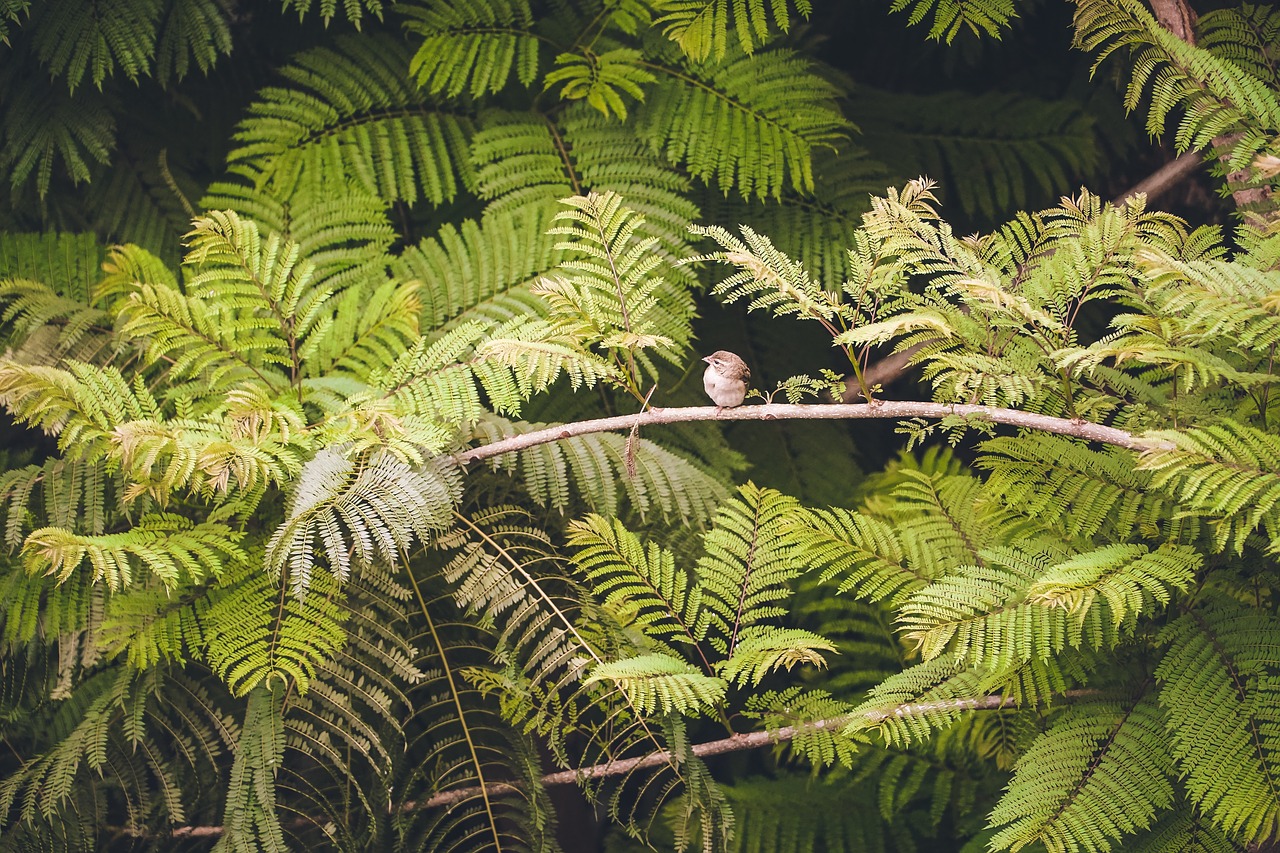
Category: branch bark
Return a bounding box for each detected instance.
[456,401,1170,467]
[173,689,1102,836]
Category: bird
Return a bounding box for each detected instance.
[701,350,750,410]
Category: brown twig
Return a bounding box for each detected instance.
[456,402,1169,467]
[171,689,1100,836]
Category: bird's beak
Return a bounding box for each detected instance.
[701,356,712,363]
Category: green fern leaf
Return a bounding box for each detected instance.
[988,694,1175,853]
[654,0,812,62]
[203,564,347,697]
[28,0,160,90]
[405,0,539,98]
[635,45,848,198]
[229,33,474,205]
[1156,598,1280,844]
[586,653,727,716]
[716,628,835,687]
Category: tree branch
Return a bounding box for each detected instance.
[171,689,1099,836]
[456,402,1170,466]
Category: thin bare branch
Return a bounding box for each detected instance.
[456,402,1170,467]
[171,689,1101,835]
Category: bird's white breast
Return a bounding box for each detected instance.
[703,365,746,407]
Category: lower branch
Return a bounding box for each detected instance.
[172,689,1097,837]
[456,402,1169,466]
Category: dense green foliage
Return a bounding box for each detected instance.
[1,1,1279,852]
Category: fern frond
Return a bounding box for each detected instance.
[203,563,347,697]
[0,231,103,305]
[472,414,728,523]
[545,48,656,121]
[977,433,1191,543]
[793,506,930,606]
[716,628,834,687]
[0,0,28,45]
[404,0,539,99]
[585,653,727,716]
[742,687,860,767]
[852,87,1101,221]
[153,0,232,83]
[266,449,460,594]
[279,0,384,28]
[694,482,804,655]
[27,0,159,91]
[228,33,474,205]
[1128,806,1243,853]
[654,0,812,62]
[844,655,984,746]
[213,683,286,852]
[1156,598,1280,844]
[393,207,560,333]
[898,543,1134,668]
[22,513,243,591]
[1074,0,1280,172]
[541,190,693,381]
[1025,543,1200,628]
[888,0,1016,41]
[568,513,705,655]
[635,45,849,198]
[1199,4,1280,89]
[1137,420,1280,554]
[0,74,115,197]
[988,694,1175,853]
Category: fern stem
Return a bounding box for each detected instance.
[454,401,1174,466]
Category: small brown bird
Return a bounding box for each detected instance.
[701,350,750,409]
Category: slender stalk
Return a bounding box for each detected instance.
[456,401,1171,467]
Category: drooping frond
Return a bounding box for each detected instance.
[1156,598,1280,844]
[279,0,384,28]
[228,33,475,205]
[0,72,115,197]
[213,683,286,853]
[1137,420,1280,553]
[1073,0,1280,178]
[988,693,1175,853]
[634,45,849,199]
[887,0,1017,41]
[22,513,244,590]
[152,0,233,83]
[399,553,556,853]
[0,0,28,45]
[473,414,727,523]
[266,449,461,594]
[404,0,539,99]
[977,433,1193,543]
[654,0,811,62]
[203,563,347,697]
[27,0,160,91]
[693,482,805,655]
[585,653,727,716]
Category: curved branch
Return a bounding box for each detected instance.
[456,402,1170,466]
